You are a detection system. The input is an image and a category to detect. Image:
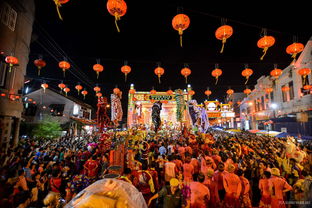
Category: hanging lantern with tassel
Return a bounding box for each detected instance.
[212,67,222,85]
[93,62,104,79]
[257,30,275,60]
[63,87,70,96]
[53,0,70,21]
[75,84,83,95]
[58,60,70,77]
[81,89,88,99]
[107,0,127,32]
[204,88,212,99]
[5,55,18,72]
[298,68,311,86]
[154,66,165,84]
[58,82,66,93]
[34,58,46,76]
[286,42,304,63]
[215,24,233,53]
[41,83,48,93]
[181,66,191,83]
[121,63,131,82]
[241,67,253,85]
[172,12,190,47]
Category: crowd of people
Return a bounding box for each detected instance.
[0,126,311,208]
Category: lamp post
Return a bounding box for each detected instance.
[269,103,277,132]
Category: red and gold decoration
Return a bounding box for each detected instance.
[129,89,136,94]
[243,88,251,95]
[226,89,234,97]
[58,82,66,92]
[41,83,48,93]
[53,0,69,20]
[211,67,222,85]
[154,66,165,84]
[215,24,233,53]
[34,58,46,75]
[205,89,212,99]
[188,90,195,95]
[75,84,83,95]
[286,42,304,62]
[270,67,283,79]
[93,63,104,79]
[96,92,103,97]
[150,89,157,95]
[281,86,290,92]
[257,34,275,60]
[5,55,18,72]
[181,67,191,83]
[172,13,190,47]
[81,89,88,99]
[64,87,70,96]
[166,89,173,95]
[58,60,70,77]
[241,67,253,84]
[298,68,311,85]
[265,87,273,94]
[107,0,127,32]
[121,64,131,81]
[94,86,101,93]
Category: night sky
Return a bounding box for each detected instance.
[26,0,312,109]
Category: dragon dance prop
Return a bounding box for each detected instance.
[174,89,185,122]
[151,101,162,133]
[65,179,147,208]
[97,96,110,133]
[187,100,209,133]
[111,93,123,127]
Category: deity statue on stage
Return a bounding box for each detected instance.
[97,96,110,133]
[151,101,162,134]
[111,91,123,127]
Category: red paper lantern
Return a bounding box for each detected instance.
[265,88,273,94]
[150,89,157,94]
[188,90,195,96]
[270,68,283,79]
[226,89,234,96]
[257,35,275,60]
[53,0,70,20]
[1,93,6,97]
[94,86,101,93]
[166,89,173,95]
[34,59,46,75]
[58,83,66,91]
[237,101,241,105]
[215,25,233,53]
[205,90,212,97]
[172,13,190,47]
[154,67,165,84]
[211,68,223,85]
[121,64,131,81]
[228,101,233,105]
[63,87,70,96]
[181,67,191,83]
[244,88,251,95]
[96,92,102,97]
[41,83,48,93]
[286,42,304,62]
[81,89,88,99]
[75,84,83,95]
[107,0,127,32]
[93,64,104,79]
[59,61,70,77]
[5,56,18,72]
[298,68,311,85]
[303,85,312,90]
[129,89,136,94]
[241,68,253,84]
[28,98,33,102]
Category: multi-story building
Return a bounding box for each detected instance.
[240,37,312,138]
[0,0,35,150]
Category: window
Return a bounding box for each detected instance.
[261,96,265,110]
[0,2,17,31]
[289,81,294,100]
[0,61,8,88]
[281,85,289,102]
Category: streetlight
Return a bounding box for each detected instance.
[269,103,278,133]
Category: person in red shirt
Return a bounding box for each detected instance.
[83,155,99,178]
[190,173,210,208]
[212,162,227,204]
[259,171,272,208]
[223,164,242,208]
[237,169,252,208]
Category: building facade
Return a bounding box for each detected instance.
[240,37,312,138]
[0,0,35,150]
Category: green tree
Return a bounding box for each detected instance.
[32,117,62,139]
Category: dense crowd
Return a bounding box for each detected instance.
[0,127,311,208]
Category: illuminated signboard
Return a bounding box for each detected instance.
[132,93,187,101]
[207,112,221,118]
[221,112,235,117]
